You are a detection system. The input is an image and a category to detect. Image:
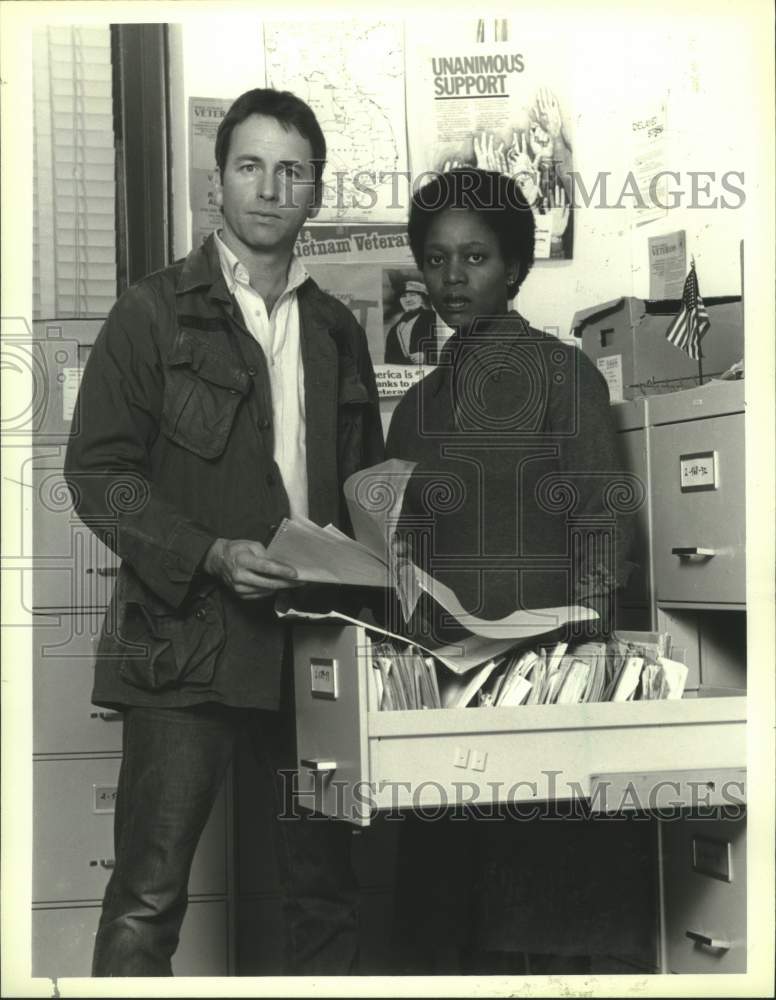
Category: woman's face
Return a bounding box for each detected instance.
[399,291,424,312]
[420,207,516,330]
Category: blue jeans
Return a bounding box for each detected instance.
[92,696,359,976]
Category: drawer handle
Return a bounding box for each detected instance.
[94,711,122,722]
[300,758,337,774]
[90,858,115,870]
[85,567,119,577]
[685,929,731,951]
[671,547,716,558]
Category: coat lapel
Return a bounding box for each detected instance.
[298,282,340,526]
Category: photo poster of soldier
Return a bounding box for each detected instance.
[406,39,575,261]
[382,267,453,367]
[188,97,231,248]
[304,261,433,398]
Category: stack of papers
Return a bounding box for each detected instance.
[267,515,387,588]
[372,642,442,710]
[441,659,502,709]
[606,644,688,703]
[493,651,537,707]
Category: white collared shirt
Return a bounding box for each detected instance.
[215,230,309,521]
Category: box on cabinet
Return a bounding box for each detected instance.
[572,297,743,402]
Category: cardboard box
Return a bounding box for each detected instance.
[571,296,744,402]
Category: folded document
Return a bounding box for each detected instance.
[268,459,598,641]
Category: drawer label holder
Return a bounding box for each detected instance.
[310,658,339,700]
[92,784,118,814]
[679,450,718,492]
[692,835,733,881]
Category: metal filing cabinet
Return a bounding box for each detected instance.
[30,435,234,976]
[31,452,120,611]
[291,622,746,828]
[649,382,745,607]
[33,756,228,905]
[648,381,746,695]
[644,380,748,974]
[660,812,747,974]
[33,619,122,755]
[32,899,230,978]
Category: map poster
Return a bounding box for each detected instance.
[264,19,410,224]
[405,39,574,260]
[189,97,231,247]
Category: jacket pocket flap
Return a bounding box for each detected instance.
[115,569,224,692]
[168,329,250,394]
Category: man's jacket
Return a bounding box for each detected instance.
[64,235,384,710]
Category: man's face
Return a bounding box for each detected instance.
[214,113,319,257]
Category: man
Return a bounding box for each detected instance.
[64,87,384,976]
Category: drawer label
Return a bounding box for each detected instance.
[680,451,718,492]
[93,784,117,814]
[310,658,338,700]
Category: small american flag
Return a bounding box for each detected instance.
[665,260,711,360]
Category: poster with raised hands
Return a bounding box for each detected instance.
[406,37,574,260]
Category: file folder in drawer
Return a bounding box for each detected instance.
[293,623,746,827]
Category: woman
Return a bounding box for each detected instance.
[383,278,440,365]
[386,168,654,974]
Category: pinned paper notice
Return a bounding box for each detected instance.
[596,354,624,403]
[648,230,687,299]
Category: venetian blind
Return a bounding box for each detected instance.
[33,25,117,319]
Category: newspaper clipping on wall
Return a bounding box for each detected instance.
[188,97,231,248]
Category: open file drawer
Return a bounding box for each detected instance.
[293,623,746,827]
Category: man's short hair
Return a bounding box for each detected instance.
[215,88,327,202]
[408,168,536,297]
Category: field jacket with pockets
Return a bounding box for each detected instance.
[64,234,384,710]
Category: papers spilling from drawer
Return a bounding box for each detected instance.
[279,606,585,675]
[281,607,688,707]
[369,633,688,711]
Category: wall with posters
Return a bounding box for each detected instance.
[168,11,753,422]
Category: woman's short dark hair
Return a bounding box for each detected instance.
[408,168,535,297]
[215,88,327,202]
